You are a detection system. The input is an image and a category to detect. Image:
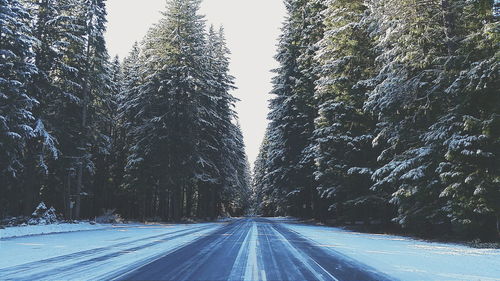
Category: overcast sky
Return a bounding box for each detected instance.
[105,0,286,167]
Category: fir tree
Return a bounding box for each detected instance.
[266,0,325,217]
[119,43,150,219]
[92,55,121,216]
[252,129,275,216]
[312,0,383,223]
[437,0,500,239]
[20,0,69,215]
[365,0,454,233]
[70,0,110,219]
[0,0,38,216]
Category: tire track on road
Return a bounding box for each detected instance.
[117,219,252,281]
[0,224,218,280]
[265,218,395,281]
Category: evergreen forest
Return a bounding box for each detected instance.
[253,0,500,241]
[1,0,499,241]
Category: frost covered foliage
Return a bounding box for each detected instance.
[363,0,455,234]
[95,209,123,224]
[0,0,113,220]
[364,0,499,239]
[436,7,500,237]
[262,0,326,218]
[0,0,250,222]
[119,0,250,220]
[28,202,59,225]
[0,0,37,179]
[0,0,42,218]
[254,0,499,240]
[312,0,384,223]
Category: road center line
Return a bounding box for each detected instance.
[227,220,252,280]
[244,221,261,281]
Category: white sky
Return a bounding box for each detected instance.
[105,0,286,167]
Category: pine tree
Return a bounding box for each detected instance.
[266,0,325,217]
[227,122,252,216]
[312,0,384,223]
[26,0,90,219]
[194,26,228,218]
[92,55,121,216]
[295,0,326,218]
[1,0,252,221]
[0,0,38,216]
[26,0,111,219]
[437,0,500,239]
[70,0,110,219]
[200,27,251,218]
[364,0,455,234]
[124,0,210,220]
[266,9,300,216]
[119,43,150,219]
[252,129,275,216]
[20,0,68,215]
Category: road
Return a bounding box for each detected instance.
[2,218,499,281]
[117,218,391,281]
[0,218,393,281]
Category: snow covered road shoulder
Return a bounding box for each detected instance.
[1,218,499,281]
[277,219,500,281]
[0,222,225,280]
[0,222,110,239]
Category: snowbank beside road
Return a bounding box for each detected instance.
[278,219,500,281]
[0,222,224,280]
[0,222,109,239]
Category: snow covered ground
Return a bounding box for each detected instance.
[276,218,500,281]
[0,222,109,239]
[0,222,224,280]
[1,218,499,280]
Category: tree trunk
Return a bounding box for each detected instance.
[75,80,89,219]
[74,17,94,220]
[65,171,72,220]
[74,162,83,219]
[186,186,193,218]
[165,190,170,221]
[23,163,36,216]
[210,187,217,220]
[496,215,499,238]
[441,0,457,55]
[173,186,181,221]
[197,187,204,218]
[169,190,174,221]
[182,188,186,219]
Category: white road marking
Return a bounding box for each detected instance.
[261,270,267,281]
[228,220,252,280]
[244,221,260,281]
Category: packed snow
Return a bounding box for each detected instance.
[1,218,499,280]
[275,218,500,281]
[0,222,224,280]
[0,202,110,239]
[0,222,109,239]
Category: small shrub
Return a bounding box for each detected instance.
[95,209,123,224]
[28,202,60,225]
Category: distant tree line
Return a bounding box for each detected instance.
[253,0,499,241]
[0,0,251,221]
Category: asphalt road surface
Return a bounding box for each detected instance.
[117,218,393,281]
